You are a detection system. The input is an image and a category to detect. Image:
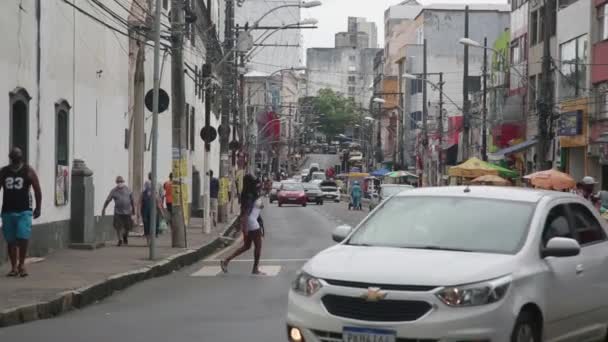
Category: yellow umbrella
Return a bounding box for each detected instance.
[523,169,576,190]
[471,174,511,186]
[448,157,499,178]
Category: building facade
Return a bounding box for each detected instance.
[0,0,222,262]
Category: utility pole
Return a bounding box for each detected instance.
[422,39,429,185]
[537,0,553,171]
[202,64,213,234]
[170,0,186,248]
[438,72,444,182]
[219,0,235,222]
[148,0,162,260]
[462,5,470,161]
[481,36,488,161]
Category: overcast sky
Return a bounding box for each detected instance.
[301,0,507,49]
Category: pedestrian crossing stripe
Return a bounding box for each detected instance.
[190,265,282,277]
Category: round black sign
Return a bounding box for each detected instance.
[217,124,231,138]
[200,126,217,143]
[145,88,170,113]
[229,140,241,151]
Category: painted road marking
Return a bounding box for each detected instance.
[191,266,222,277]
[190,265,283,277]
[205,258,309,263]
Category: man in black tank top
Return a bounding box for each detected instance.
[0,148,42,277]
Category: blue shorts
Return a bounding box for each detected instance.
[1,211,33,243]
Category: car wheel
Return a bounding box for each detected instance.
[278,202,282,207]
[511,311,541,342]
[302,202,307,207]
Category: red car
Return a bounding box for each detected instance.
[278,182,307,207]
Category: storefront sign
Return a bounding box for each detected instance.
[558,110,583,136]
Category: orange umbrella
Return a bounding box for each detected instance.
[471,175,511,186]
[523,169,576,190]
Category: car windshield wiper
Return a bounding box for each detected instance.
[400,245,473,252]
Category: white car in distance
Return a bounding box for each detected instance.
[286,186,608,342]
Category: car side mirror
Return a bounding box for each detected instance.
[541,237,581,258]
[332,225,353,243]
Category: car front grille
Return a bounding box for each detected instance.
[321,295,432,322]
[312,330,438,342]
[323,279,438,292]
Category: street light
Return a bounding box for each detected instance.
[458,37,482,48]
[252,1,322,28]
[364,116,375,121]
[247,19,318,60]
[372,98,386,104]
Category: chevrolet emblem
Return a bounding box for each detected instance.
[361,287,387,302]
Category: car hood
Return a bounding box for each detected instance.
[305,245,516,286]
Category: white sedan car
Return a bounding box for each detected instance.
[287,186,608,342]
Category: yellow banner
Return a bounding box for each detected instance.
[172,159,188,178]
[219,177,230,206]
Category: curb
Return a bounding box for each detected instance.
[0,217,240,328]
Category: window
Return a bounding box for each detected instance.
[542,204,572,246]
[55,100,70,206]
[55,100,70,166]
[410,111,422,129]
[185,103,190,149]
[600,5,608,41]
[569,203,606,245]
[511,39,521,65]
[348,86,356,94]
[163,0,168,10]
[410,78,423,95]
[560,35,588,98]
[348,55,356,62]
[190,107,195,151]
[538,6,545,44]
[531,10,538,45]
[348,75,356,83]
[347,197,535,254]
[9,87,31,163]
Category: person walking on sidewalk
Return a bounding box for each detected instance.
[102,176,135,246]
[163,173,173,215]
[140,179,161,246]
[220,174,265,275]
[209,170,219,227]
[0,147,42,277]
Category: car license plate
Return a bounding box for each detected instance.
[289,198,296,201]
[343,327,396,342]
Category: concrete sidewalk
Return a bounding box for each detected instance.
[0,214,239,328]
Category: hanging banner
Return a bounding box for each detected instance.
[219,177,230,206]
[55,165,69,206]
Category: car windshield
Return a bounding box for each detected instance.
[381,186,413,197]
[348,196,535,254]
[272,182,281,189]
[303,183,319,190]
[282,183,303,191]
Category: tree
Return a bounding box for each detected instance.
[312,89,360,139]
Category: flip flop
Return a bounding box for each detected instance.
[6,271,18,277]
[19,270,28,278]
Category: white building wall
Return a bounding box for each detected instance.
[0,0,220,229]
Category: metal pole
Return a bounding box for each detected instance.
[422,39,428,184]
[462,5,470,161]
[482,37,488,161]
[149,0,162,260]
[170,0,186,247]
[438,72,444,182]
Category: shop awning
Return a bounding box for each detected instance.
[370,168,391,177]
[488,139,537,161]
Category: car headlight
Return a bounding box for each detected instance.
[292,272,323,296]
[436,275,511,307]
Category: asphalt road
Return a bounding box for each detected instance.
[0,201,367,342]
[304,153,340,171]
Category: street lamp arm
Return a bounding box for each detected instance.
[252,4,298,28]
